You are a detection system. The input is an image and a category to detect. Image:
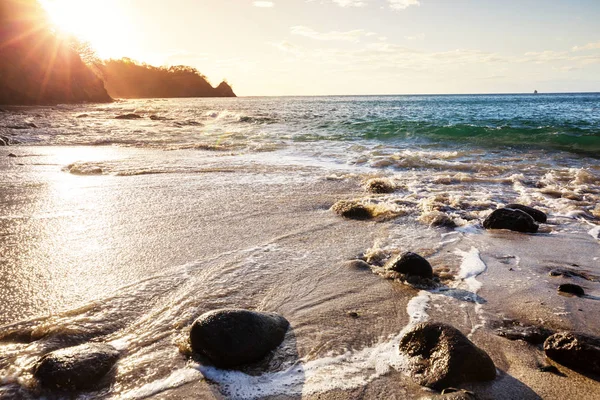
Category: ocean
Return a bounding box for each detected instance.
[0,94,599,399]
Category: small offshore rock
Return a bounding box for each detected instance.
[33,343,119,390]
[558,284,585,296]
[190,309,289,368]
[387,252,433,279]
[7,153,17,158]
[505,204,547,223]
[115,113,143,120]
[332,200,373,220]
[483,208,539,233]
[365,178,395,194]
[399,322,496,390]
[544,332,600,375]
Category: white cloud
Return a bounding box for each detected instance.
[572,41,600,52]
[332,0,368,7]
[291,26,372,42]
[253,1,274,7]
[388,0,420,10]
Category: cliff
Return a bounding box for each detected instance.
[100,59,236,99]
[0,0,112,105]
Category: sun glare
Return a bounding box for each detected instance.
[40,0,133,59]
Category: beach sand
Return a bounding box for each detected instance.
[0,145,599,399]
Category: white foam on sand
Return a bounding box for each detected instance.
[121,291,431,399]
[454,247,487,294]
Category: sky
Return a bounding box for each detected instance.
[40,0,600,96]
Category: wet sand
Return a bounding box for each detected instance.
[0,146,599,399]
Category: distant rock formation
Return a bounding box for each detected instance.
[100,59,236,99]
[0,0,112,105]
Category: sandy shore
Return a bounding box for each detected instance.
[0,146,599,399]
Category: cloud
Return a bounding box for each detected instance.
[331,0,368,7]
[388,0,420,10]
[290,26,372,42]
[271,41,304,56]
[253,1,274,7]
[405,33,425,41]
[572,41,600,52]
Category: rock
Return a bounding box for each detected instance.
[7,153,16,158]
[493,320,553,345]
[190,309,289,368]
[347,312,360,319]
[544,332,600,375]
[549,268,591,281]
[33,343,119,390]
[149,115,168,121]
[505,204,547,223]
[399,322,496,390]
[387,252,433,279]
[538,365,561,374]
[332,200,373,220]
[0,136,9,146]
[483,208,539,233]
[365,178,395,194]
[558,283,585,296]
[115,113,142,120]
[344,259,371,271]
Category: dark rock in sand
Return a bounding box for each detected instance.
[549,268,591,281]
[344,259,371,271]
[387,252,433,279]
[332,200,373,220]
[558,283,585,296]
[8,153,16,158]
[149,115,169,121]
[33,343,119,390]
[505,204,547,223]
[538,365,563,375]
[544,332,600,375]
[399,322,496,390]
[365,178,395,194]
[115,113,143,120]
[483,208,539,233]
[190,309,289,368]
[494,320,553,345]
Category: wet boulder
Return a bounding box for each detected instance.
[544,332,600,375]
[399,322,496,390]
[558,283,585,296]
[505,204,547,223]
[190,309,289,369]
[387,252,433,279]
[33,343,119,390]
[344,259,372,271]
[332,200,373,220]
[365,178,395,194]
[483,208,539,233]
[493,319,553,345]
[115,113,142,120]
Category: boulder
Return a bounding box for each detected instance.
[483,208,539,233]
[544,332,600,375]
[387,252,433,279]
[558,284,585,296]
[115,113,143,120]
[33,343,119,390]
[399,322,496,390]
[505,204,547,223]
[190,309,289,368]
[332,200,373,220]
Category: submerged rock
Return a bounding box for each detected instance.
[332,200,373,220]
[505,204,547,223]
[399,322,496,390]
[365,178,395,194]
[7,153,16,158]
[544,332,600,375]
[190,309,289,368]
[483,208,539,233]
[115,113,143,120]
[33,343,119,390]
[387,252,433,279]
[558,283,585,296]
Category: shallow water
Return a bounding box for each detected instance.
[0,95,599,399]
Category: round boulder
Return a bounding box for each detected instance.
[399,322,496,390]
[332,200,373,220]
[544,332,600,375]
[33,343,120,390]
[365,178,395,194]
[505,204,547,223]
[190,309,289,369]
[483,208,539,233]
[387,252,433,279]
[558,283,585,296]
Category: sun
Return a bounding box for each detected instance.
[39,0,133,60]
